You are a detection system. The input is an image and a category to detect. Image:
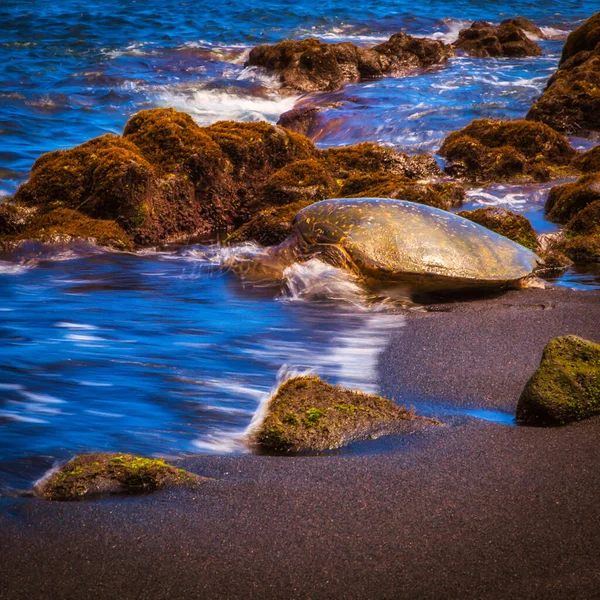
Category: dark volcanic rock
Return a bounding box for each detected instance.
[246,35,452,93]
[517,335,600,425]
[10,109,318,246]
[454,20,543,58]
[457,207,538,250]
[34,453,202,501]
[527,13,600,135]
[439,118,577,182]
[252,375,435,452]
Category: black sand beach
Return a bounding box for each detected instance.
[1,287,599,600]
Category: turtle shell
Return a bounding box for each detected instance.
[291,198,540,289]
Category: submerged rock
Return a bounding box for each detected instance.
[527,12,600,135]
[253,376,434,452]
[35,453,202,501]
[439,118,577,182]
[454,20,542,58]
[517,335,600,425]
[246,34,452,93]
[457,207,538,251]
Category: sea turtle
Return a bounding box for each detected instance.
[229,198,542,293]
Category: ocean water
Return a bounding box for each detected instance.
[0,0,599,489]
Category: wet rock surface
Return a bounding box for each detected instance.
[457,207,538,251]
[454,19,543,58]
[439,118,577,182]
[34,453,203,501]
[527,12,600,135]
[517,335,600,425]
[253,376,433,453]
[246,34,452,93]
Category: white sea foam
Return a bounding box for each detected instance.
[429,18,472,44]
[154,80,299,126]
[0,261,28,275]
[539,26,570,40]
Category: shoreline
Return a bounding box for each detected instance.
[1,286,599,599]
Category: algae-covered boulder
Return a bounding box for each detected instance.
[253,376,434,452]
[559,12,600,63]
[35,453,202,501]
[246,35,451,93]
[439,119,577,182]
[545,172,600,223]
[454,20,542,58]
[0,201,37,236]
[572,145,600,173]
[501,17,544,39]
[262,159,336,205]
[225,199,313,246]
[339,173,465,210]
[10,109,321,246]
[558,235,600,262]
[457,207,538,251]
[527,13,600,135]
[324,143,442,180]
[517,335,600,425]
[277,106,325,137]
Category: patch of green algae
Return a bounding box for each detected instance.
[517,335,600,425]
[254,375,437,452]
[35,453,202,501]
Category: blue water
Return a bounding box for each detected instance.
[1,1,599,489]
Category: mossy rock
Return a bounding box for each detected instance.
[517,335,600,425]
[527,13,600,135]
[572,145,600,173]
[35,453,203,501]
[558,234,600,263]
[14,134,154,226]
[14,208,132,250]
[454,20,542,58]
[246,35,451,94]
[262,159,336,205]
[0,201,37,236]
[253,375,437,452]
[339,173,465,210]
[559,12,600,64]
[457,207,538,251]
[565,199,600,236]
[225,199,314,246]
[323,143,442,180]
[545,172,600,223]
[439,119,577,182]
[205,120,316,176]
[123,108,225,182]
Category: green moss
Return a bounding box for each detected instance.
[253,375,437,452]
[457,207,538,250]
[35,453,203,501]
[439,119,577,182]
[517,335,600,425]
[546,173,600,223]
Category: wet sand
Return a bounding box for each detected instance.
[1,287,599,600]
